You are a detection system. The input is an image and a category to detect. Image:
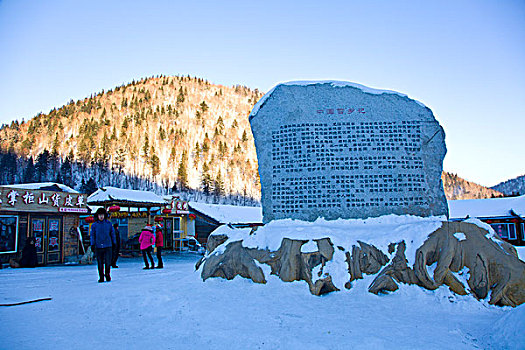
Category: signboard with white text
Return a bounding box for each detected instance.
[0,188,88,213]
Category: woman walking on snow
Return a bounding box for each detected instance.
[139,225,155,269]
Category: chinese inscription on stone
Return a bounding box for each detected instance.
[250,81,448,222]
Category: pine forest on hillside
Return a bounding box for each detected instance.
[0,75,262,204]
[0,75,506,202]
[491,174,525,197]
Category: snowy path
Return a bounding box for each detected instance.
[0,254,513,349]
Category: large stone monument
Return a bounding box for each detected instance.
[197,81,525,307]
[249,81,448,222]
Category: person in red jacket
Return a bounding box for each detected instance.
[155,226,164,268]
[139,225,155,269]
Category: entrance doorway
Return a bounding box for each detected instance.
[31,216,62,265]
[162,217,183,251]
[164,218,173,249]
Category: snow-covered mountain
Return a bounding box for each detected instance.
[492,175,525,196]
[442,172,503,200]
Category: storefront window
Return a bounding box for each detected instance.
[0,216,18,254]
[490,223,517,240]
[509,224,516,240]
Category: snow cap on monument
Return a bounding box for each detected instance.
[249,81,448,223]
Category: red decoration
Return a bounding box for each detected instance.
[85,216,95,223]
[188,213,196,220]
[154,217,164,222]
[49,237,59,246]
[162,208,172,215]
[108,205,121,212]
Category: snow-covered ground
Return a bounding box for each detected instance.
[0,254,523,350]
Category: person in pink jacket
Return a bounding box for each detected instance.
[139,225,155,269]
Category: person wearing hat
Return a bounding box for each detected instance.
[90,207,116,282]
[139,225,155,269]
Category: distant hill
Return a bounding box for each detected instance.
[491,175,525,196]
[0,75,506,202]
[0,75,262,203]
[442,172,503,200]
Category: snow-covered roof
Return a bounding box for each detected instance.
[87,186,167,206]
[250,80,425,117]
[189,202,262,224]
[1,182,78,193]
[448,195,525,219]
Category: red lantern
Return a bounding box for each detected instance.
[188,213,196,220]
[85,216,95,223]
[162,208,172,215]
[154,216,164,222]
[108,205,121,212]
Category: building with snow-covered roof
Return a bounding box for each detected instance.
[189,202,262,244]
[86,188,195,251]
[2,182,78,193]
[448,195,525,246]
[0,183,88,266]
[88,186,166,207]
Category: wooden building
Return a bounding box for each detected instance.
[448,195,525,246]
[0,183,88,265]
[87,187,193,251]
[160,198,195,251]
[189,202,262,245]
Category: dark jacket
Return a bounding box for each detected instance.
[19,239,37,267]
[113,227,121,251]
[90,220,116,249]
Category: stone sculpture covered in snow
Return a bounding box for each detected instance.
[249,81,448,223]
[197,81,525,307]
[197,218,525,307]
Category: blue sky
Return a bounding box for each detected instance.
[0,0,524,187]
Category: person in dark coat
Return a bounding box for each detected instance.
[90,207,116,282]
[9,237,38,268]
[155,226,164,269]
[19,237,38,268]
[111,223,121,268]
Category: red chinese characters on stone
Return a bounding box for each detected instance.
[317,108,366,115]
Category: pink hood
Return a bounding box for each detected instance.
[139,230,154,250]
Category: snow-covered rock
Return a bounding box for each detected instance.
[198,216,525,307]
